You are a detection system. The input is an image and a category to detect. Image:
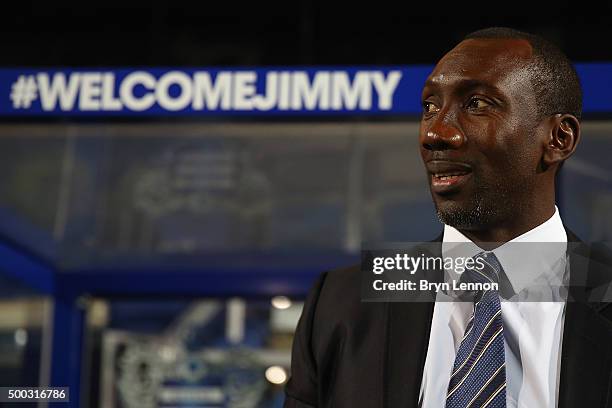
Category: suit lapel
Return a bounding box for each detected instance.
[384,300,435,407]
[558,301,612,407]
[384,238,443,407]
[558,230,612,407]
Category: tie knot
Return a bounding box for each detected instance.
[450,251,515,301]
[474,251,503,282]
[460,251,502,286]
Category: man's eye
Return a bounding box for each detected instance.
[423,101,440,114]
[467,97,489,110]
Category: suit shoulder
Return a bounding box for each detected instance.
[313,263,383,326]
[316,263,362,313]
[321,263,360,293]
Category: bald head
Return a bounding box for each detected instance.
[464,27,582,121]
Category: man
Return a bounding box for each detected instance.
[284,28,612,408]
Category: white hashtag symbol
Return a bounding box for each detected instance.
[10,75,38,109]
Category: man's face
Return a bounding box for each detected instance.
[420,38,545,230]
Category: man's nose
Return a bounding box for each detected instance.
[421,114,465,151]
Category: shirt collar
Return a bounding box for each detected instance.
[442,206,568,294]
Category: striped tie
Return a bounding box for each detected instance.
[446,252,506,408]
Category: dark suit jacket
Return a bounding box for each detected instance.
[284,229,612,407]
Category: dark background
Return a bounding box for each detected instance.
[4,2,612,66]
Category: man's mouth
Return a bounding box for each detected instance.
[431,172,471,186]
[426,160,473,194]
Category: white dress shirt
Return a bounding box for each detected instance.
[419,206,568,408]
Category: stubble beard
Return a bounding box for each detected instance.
[434,177,518,231]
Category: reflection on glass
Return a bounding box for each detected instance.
[0,298,49,387]
[94,298,303,408]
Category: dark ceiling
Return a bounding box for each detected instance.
[3,2,612,66]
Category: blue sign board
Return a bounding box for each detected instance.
[0,64,609,116]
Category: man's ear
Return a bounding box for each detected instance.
[542,113,581,169]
